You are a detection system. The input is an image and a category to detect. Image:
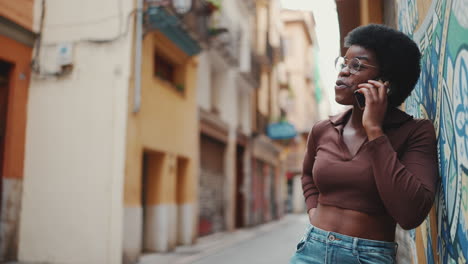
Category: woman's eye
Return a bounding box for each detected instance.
[350,61,360,69]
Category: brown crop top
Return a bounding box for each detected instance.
[302,107,439,230]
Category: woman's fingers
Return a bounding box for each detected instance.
[358,80,388,104]
[368,80,388,101]
[357,86,373,104]
[357,83,376,103]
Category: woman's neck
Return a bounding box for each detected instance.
[346,106,367,135]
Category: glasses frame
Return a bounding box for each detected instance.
[335,56,378,75]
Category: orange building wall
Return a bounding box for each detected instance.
[0,0,34,30]
[0,35,32,179]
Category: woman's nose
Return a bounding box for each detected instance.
[338,66,351,76]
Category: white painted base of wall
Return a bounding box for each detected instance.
[177,203,194,245]
[123,207,142,264]
[143,204,176,252]
[0,178,22,261]
[123,203,195,260]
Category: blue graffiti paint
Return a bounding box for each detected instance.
[399,0,468,263]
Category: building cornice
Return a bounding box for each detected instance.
[0,16,36,47]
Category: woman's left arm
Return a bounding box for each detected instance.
[366,120,439,230]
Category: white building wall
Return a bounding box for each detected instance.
[19,1,133,263]
[196,52,212,111]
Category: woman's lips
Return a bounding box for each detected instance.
[335,84,348,90]
[335,80,350,90]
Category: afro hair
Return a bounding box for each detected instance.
[344,24,421,107]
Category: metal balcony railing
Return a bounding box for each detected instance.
[144,0,223,45]
[209,15,241,66]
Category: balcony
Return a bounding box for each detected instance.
[145,0,222,48]
[209,16,241,66]
[179,0,218,43]
[145,5,202,56]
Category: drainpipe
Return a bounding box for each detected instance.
[133,0,143,113]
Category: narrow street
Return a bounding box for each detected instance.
[139,214,309,264]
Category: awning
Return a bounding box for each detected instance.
[266,121,297,140]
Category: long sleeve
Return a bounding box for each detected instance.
[302,126,319,212]
[366,120,439,230]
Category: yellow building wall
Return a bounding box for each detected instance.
[124,31,199,207]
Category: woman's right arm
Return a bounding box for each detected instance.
[302,126,319,214]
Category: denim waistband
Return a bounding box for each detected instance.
[305,224,398,255]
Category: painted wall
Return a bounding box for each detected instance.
[0,35,32,261]
[255,2,269,117]
[19,0,133,263]
[123,31,199,260]
[396,0,468,263]
[196,51,212,111]
[0,0,35,259]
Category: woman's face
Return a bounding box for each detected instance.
[334,45,380,106]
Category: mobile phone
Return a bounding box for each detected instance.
[354,90,366,109]
[353,78,389,109]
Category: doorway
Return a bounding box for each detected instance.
[199,134,225,236]
[235,145,245,228]
[141,151,164,252]
[0,60,12,213]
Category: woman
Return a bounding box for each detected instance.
[290,24,439,264]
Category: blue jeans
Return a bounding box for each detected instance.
[290,224,398,264]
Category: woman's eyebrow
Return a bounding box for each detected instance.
[355,56,370,61]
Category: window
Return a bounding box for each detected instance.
[154,52,185,93]
[154,53,175,82]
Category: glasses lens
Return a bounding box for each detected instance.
[349,58,361,74]
[335,57,345,71]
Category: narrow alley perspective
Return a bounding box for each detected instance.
[139,214,309,264]
[0,0,467,264]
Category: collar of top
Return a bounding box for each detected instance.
[329,107,414,132]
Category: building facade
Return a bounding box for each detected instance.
[249,0,286,226]
[280,9,320,214]
[196,0,258,234]
[18,0,133,263]
[0,0,35,261]
[123,4,201,262]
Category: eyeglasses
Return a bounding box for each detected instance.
[335,57,378,74]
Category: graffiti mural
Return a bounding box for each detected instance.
[397,0,468,263]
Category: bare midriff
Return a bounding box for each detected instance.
[310,204,396,242]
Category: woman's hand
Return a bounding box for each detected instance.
[356,80,389,140]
